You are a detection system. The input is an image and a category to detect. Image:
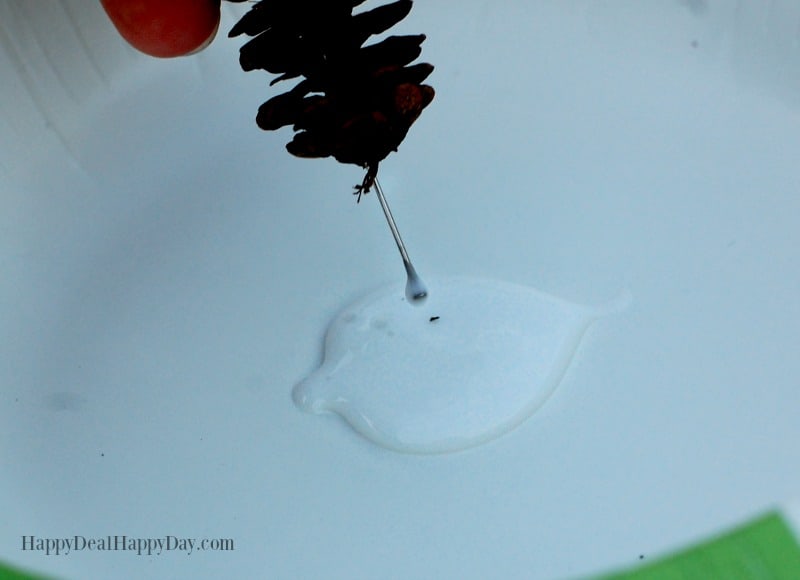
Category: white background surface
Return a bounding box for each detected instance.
[2,1,800,578]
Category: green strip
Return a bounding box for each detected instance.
[0,561,54,580]
[595,512,800,580]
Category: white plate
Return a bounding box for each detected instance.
[2,2,800,578]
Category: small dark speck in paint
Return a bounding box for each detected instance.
[429,316,440,322]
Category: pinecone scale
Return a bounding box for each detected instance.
[228,0,435,199]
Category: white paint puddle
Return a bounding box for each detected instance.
[294,277,628,453]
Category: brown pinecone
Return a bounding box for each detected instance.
[227,0,435,200]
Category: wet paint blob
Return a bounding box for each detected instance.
[293,277,629,454]
[403,262,428,304]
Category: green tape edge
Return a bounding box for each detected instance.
[593,511,800,580]
[0,560,54,580]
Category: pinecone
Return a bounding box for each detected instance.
[227,0,435,200]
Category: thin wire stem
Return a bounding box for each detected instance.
[374,178,411,269]
[373,178,428,303]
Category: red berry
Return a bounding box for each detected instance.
[101,0,221,58]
